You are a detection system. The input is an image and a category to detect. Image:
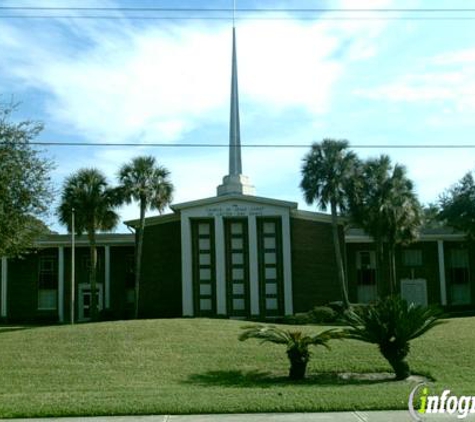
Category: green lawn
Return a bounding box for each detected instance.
[0,317,473,418]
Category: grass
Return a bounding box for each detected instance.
[0,317,474,417]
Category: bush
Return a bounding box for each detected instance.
[309,306,337,323]
[342,295,444,380]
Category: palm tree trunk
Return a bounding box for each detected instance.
[331,201,350,309]
[134,199,146,319]
[376,238,385,298]
[388,243,397,295]
[88,229,98,321]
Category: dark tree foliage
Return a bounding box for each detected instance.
[438,172,475,242]
[0,101,53,257]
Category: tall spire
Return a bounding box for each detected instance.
[229,27,242,176]
[217,24,255,196]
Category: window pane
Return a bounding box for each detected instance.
[200,298,212,311]
[38,289,57,310]
[264,252,276,265]
[233,283,244,295]
[232,268,244,280]
[232,253,243,265]
[265,283,277,295]
[199,238,210,250]
[231,223,243,234]
[233,298,245,310]
[198,223,210,235]
[263,222,276,234]
[265,267,277,280]
[200,284,212,296]
[199,253,211,266]
[264,237,276,250]
[451,249,469,268]
[266,298,278,310]
[200,268,211,280]
[403,250,422,267]
[231,238,243,250]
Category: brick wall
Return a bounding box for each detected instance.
[139,220,182,318]
[290,218,342,312]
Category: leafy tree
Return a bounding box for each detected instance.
[117,156,173,319]
[438,172,475,241]
[0,101,53,257]
[349,155,422,294]
[300,139,358,309]
[58,168,119,321]
[239,325,340,380]
[343,296,444,380]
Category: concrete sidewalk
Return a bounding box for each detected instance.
[2,412,475,422]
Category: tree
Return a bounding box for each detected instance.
[343,296,444,380]
[117,156,173,319]
[0,100,53,257]
[349,155,422,294]
[438,172,475,241]
[239,325,340,380]
[300,139,357,309]
[58,168,119,321]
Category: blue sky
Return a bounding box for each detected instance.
[1,0,475,232]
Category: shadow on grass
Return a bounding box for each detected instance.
[186,369,398,388]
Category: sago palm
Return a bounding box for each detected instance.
[300,139,358,309]
[58,168,119,321]
[239,325,340,380]
[343,296,444,380]
[117,156,173,319]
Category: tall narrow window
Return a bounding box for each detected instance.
[356,251,377,303]
[38,256,58,310]
[192,220,216,316]
[225,218,249,317]
[448,248,471,305]
[257,217,283,317]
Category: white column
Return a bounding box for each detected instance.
[248,215,260,315]
[215,217,226,315]
[58,247,65,323]
[181,216,194,316]
[1,257,7,318]
[438,240,447,306]
[282,214,293,315]
[104,246,111,309]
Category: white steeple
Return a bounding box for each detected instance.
[217,26,255,196]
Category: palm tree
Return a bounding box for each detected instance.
[239,325,340,380]
[343,296,444,380]
[349,156,422,294]
[300,139,358,309]
[58,168,119,321]
[117,156,174,319]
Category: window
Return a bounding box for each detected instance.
[38,256,58,310]
[402,249,423,267]
[257,217,283,317]
[356,251,376,286]
[225,218,249,317]
[192,219,216,316]
[449,249,469,285]
[448,248,471,305]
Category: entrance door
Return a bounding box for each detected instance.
[78,284,104,321]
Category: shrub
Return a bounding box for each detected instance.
[342,295,444,380]
[239,325,341,380]
[309,306,337,323]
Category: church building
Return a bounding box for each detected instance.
[125,27,343,319]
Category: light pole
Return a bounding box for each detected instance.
[71,208,75,325]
